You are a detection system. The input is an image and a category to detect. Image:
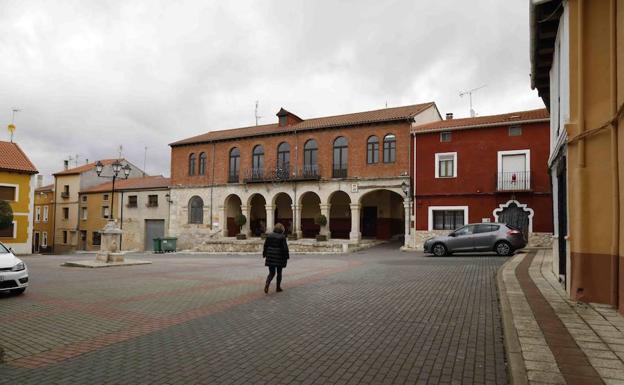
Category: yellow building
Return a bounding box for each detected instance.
[531,0,624,309]
[0,140,38,254]
[33,182,55,253]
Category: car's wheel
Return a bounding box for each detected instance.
[432,243,447,257]
[495,241,513,256]
[11,288,25,295]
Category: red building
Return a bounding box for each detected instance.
[410,109,553,248]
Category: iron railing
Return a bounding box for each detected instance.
[228,173,239,183]
[332,167,347,179]
[242,165,322,183]
[497,171,531,191]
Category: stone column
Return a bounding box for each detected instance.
[241,204,251,237]
[349,203,361,243]
[403,200,412,248]
[292,204,302,239]
[265,205,274,234]
[220,205,228,237]
[320,203,331,238]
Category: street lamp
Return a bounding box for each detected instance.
[401,181,409,197]
[94,159,132,221]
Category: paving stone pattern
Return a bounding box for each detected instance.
[0,245,507,385]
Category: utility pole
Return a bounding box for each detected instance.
[459,85,487,117]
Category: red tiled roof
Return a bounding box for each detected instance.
[81,176,170,193]
[412,108,549,133]
[35,184,54,192]
[171,102,436,146]
[54,159,118,176]
[0,141,38,174]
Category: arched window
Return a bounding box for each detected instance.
[277,142,290,169]
[229,148,240,183]
[303,139,319,178]
[333,137,348,178]
[252,145,264,171]
[198,152,206,175]
[188,196,204,224]
[367,136,379,164]
[188,153,196,176]
[383,134,396,163]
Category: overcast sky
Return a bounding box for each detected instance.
[0,0,544,183]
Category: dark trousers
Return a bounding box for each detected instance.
[266,266,283,288]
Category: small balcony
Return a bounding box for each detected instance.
[61,192,70,199]
[332,167,347,179]
[496,171,531,192]
[242,165,322,184]
[228,173,240,183]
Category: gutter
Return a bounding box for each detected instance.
[412,118,550,135]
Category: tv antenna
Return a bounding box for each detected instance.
[459,85,487,117]
[255,100,262,126]
[118,145,123,159]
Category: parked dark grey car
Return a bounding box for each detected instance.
[423,223,526,256]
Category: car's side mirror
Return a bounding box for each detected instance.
[448,233,455,237]
[9,247,14,253]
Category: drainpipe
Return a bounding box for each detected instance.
[52,176,58,254]
[609,0,620,307]
[572,0,586,300]
[210,141,216,229]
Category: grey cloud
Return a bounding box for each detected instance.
[0,0,544,184]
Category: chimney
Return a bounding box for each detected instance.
[85,158,89,164]
[36,175,43,188]
[63,160,69,170]
[446,113,453,120]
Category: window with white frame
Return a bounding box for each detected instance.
[435,152,457,178]
[81,207,88,220]
[497,150,530,191]
[0,221,16,238]
[35,207,41,222]
[42,232,48,247]
[0,185,17,201]
[43,206,49,222]
[428,206,468,231]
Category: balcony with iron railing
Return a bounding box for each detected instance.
[496,171,531,192]
[332,167,347,179]
[228,173,240,183]
[242,165,322,183]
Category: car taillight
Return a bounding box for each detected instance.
[507,229,522,236]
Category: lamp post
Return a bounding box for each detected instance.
[401,180,412,246]
[95,160,132,222]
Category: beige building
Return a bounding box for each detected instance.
[530,0,624,310]
[52,159,145,253]
[79,176,170,252]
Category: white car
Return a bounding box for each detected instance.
[0,242,28,295]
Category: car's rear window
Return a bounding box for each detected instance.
[475,224,500,233]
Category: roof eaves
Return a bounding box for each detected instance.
[411,118,550,134]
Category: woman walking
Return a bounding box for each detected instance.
[263,223,289,293]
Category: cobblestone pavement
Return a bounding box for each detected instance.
[0,244,508,385]
[500,249,624,385]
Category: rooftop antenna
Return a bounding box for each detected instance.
[118,145,123,159]
[74,154,79,167]
[385,101,388,108]
[143,146,148,176]
[8,108,20,142]
[459,85,487,117]
[255,100,262,126]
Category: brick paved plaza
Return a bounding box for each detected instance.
[0,244,507,385]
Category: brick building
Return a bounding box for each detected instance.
[409,109,554,248]
[169,103,441,249]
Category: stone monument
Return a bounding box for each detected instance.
[96,220,125,263]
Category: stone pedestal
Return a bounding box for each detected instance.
[96,221,124,263]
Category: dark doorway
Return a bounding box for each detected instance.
[33,232,40,253]
[557,157,567,282]
[498,203,530,240]
[145,219,165,251]
[361,207,377,237]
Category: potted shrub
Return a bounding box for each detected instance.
[235,214,247,240]
[314,214,328,242]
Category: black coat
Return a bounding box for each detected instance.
[263,232,289,268]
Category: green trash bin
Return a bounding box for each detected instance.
[161,237,178,253]
[152,238,162,253]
